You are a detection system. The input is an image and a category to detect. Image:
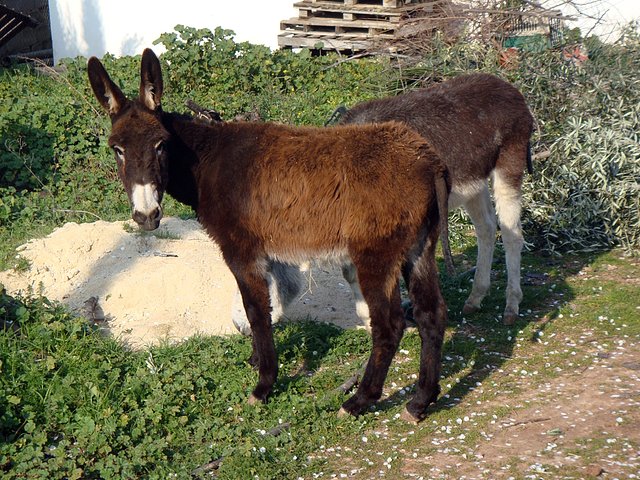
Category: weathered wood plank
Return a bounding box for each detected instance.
[293,1,435,25]
[278,33,375,50]
[281,16,396,33]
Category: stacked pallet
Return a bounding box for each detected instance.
[278,0,436,52]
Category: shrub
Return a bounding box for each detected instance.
[519,34,640,253]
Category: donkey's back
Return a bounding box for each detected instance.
[341,73,533,184]
[180,120,442,260]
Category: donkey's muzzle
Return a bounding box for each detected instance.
[132,207,162,231]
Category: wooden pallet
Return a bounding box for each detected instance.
[281,17,396,36]
[309,0,417,7]
[295,1,433,23]
[279,0,434,51]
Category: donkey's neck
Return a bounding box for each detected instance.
[161,112,220,211]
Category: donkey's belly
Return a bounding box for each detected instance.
[448,179,488,210]
[265,247,350,269]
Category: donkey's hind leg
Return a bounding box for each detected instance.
[405,231,447,421]
[268,261,304,317]
[493,166,525,325]
[340,254,405,416]
[232,261,303,336]
[461,184,497,315]
[341,261,371,329]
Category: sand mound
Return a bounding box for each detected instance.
[0,218,364,347]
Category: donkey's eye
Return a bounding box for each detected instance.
[113,146,125,162]
[155,141,166,156]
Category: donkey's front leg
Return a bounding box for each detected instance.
[232,261,304,337]
[232,264,278,404]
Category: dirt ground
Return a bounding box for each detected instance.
[400,342,640,479]
[0,218,366,347]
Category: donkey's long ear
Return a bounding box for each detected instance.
[87,57,127,116]
[139,48,163,111]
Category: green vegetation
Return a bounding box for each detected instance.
[154,26,389,125]
[2,249,638,479]
[1,23,639,479]
[0,286,365,479]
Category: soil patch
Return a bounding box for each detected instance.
[397,336,640,479]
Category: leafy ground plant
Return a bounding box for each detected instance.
[1,247,638,479]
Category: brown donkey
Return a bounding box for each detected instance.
[88,49,450,420]
[340,74,535,325]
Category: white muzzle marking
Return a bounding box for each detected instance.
[131,183,160,216]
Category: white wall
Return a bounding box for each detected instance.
[48,0,640,63]
[48,0,297,62]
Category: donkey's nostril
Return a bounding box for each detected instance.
[132,210,147,225]
[150,206,163,222]
[132,207,162,231]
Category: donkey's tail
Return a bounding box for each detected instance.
[185,99,223,124]
[324,105,348,126]
[526,141,533,175]
[436,170,455,276]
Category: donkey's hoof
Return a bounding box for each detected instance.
[337,407,351,418]
[232,317,252,337]
[400,407,423,424]
[503,312,518,326]
[462,302,480,315]
[340,396,370,417]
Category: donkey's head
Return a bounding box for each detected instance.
[88,49,169,231]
